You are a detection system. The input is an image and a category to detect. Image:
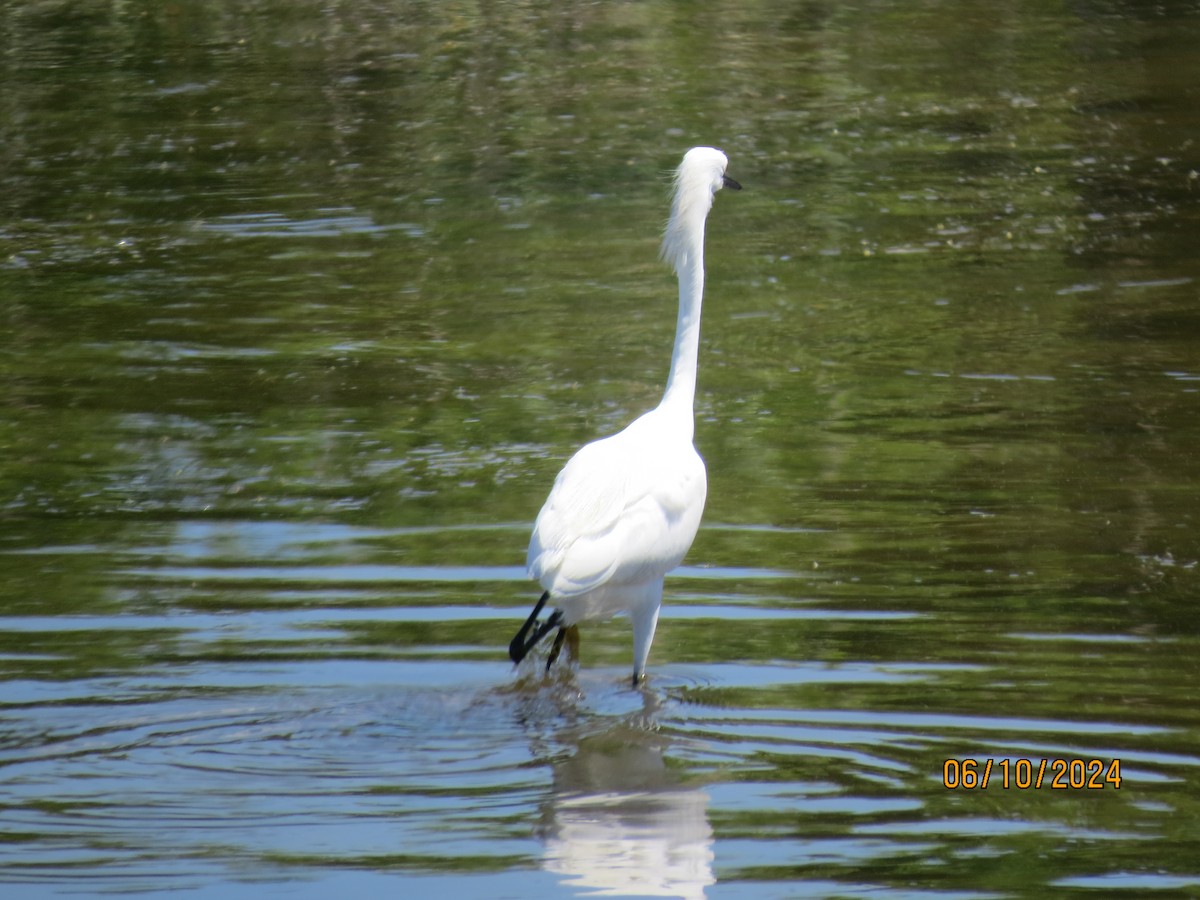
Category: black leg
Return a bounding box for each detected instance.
[510,593,565,666]
[545,627,567,672]
[509,591,550,664]
[523,610,563,661]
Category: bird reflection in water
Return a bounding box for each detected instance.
[533,688,715,899]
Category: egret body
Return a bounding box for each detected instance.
[510,146,740,685]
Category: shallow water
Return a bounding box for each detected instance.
[3,1,1200,897]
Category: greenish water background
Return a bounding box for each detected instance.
[2,1,1199,897]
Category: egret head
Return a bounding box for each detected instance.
[680,146,742,195]
[661,147,740,273]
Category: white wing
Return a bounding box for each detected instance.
[527,411,707,598]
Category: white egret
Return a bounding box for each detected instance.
[510,146,740,686]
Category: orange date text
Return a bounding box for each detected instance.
[942,757,1121,790]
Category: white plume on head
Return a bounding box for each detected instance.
[659,147,730,275]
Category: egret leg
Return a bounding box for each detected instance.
[545,628,567,672]
[544,624,581,673]
[510,592,564,666]
[629,592,662,687]
[509,591,550,664]
[523,611,563,662]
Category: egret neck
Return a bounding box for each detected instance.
[658,218,707,438]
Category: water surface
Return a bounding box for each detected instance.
[3,1,1200,897]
